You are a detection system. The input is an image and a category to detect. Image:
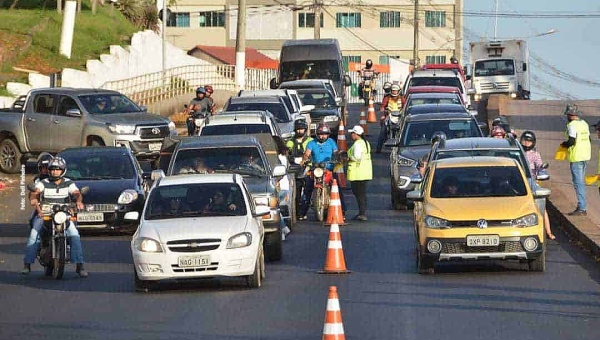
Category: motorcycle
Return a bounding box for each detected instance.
[305,161,335,222]
[359,69,379,107]
[184,104,208,136]
[386,110,402,141]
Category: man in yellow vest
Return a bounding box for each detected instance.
[593,121,600,198]
[376,84,402,153]
[347,125,373,221]
[560,104,591,216]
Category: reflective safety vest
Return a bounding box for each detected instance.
[347,138,373,181]
[386,97,401,111]
[286,136,313,157]
[565,119,591,162]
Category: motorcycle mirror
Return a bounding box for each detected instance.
[541,162,549,169]
[27,182,37,192]
[80,186,90,195]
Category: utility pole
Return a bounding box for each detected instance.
[235,0,246,90]
[413,0,419,67]
[314,0,322,40]
[493,0,499,40]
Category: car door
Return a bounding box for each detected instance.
[52,95,85,151]
[24,93,57,151]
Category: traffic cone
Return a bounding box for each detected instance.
[367,99,377,123]
[359,110,368,136]
[318,223,351,274]
[325,180,345,226]
[322,286,346,340]
[334,163,347,190]
[337,121,348,151]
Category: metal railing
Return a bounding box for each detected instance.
[345,71,391,104]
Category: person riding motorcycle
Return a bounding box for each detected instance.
[358,59,379,100]
[187,87,211,136]
[28,153,53,228]
[300,124,346,220]
[23,157,88,277]
[286,119,314,220]
[382,81,392,96]
[376,84,402,153]
[204,85,217,115]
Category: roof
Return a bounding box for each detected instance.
[406,104,468,115]
[239,89,295,98]
[229,96,283,104]
[31,88,120,95]
[157,173,241,186]
[405,112,473,121]
[205,112,273,125]
[188,45,278,69]
[406,86,461,94]
[410,69,460,77]
[177,134,263,149]
[434,156,519,168]
[438,137,519,149]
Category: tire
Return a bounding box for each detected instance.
[134,266,156,292]
[390,183,404,210]
[528,242,546,272]
[364,97,370,107]
[44,264,53,276]
[0,138,23,174]
[314,188,325,222]
[417,246,435,275]
[52,237,66,279]
[264,231,282,261]
[260,248,266,279]
[90,138,105,147]
[246,250,263,288]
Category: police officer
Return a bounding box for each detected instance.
[347,125,372,221]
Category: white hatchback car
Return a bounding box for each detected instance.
[132,174,269,291]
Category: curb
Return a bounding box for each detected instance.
[547,199,600,258]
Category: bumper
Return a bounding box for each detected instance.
[77,203,142,231]
[112,137,164,159]
[420,236,544,262]
[262,209,281,232]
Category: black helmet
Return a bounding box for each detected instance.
[383,82,392,95]
[365,59,373,69]
[196,87,206,95]
[519,130,536,151]
[294,119,308,137]
[47,156,67,181]
[37,153,53,173]
[431,131,447,145]
[316,124,331,142]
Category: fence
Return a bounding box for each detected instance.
[345,71,391,104]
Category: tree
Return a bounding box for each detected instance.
[9,0,20,10]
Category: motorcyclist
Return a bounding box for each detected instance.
[286,119,314,220]
[382,81,392,96]
[187,87,211,136]
[204,85,217,115]
[22,157,88,277]
[376,84,402,153]
[358,59,379,100]
[490,125,507,139]
[299,124,346,220]
[491,116,517,138]
[28,153,53,228]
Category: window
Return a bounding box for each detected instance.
[298,12,323,28]
[425,11,446,27]
[342,55,361,70]
[57,96,79,116]
[380,11,401,28]
[379,55,401,65]
[33,94,55,114]
[336,12,361,28]
[425,55,447,64]
[167,12,190,27]
[199,11,225,27]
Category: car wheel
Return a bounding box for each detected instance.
[259,249,266,279]
[247,251,263,288]
[0,139,23,174]
[134,266,156,292]
[265,231,282,261]
[528,242,546,272]
[390,183,404,210]
[90,138,105,147]
[417,246,435,275]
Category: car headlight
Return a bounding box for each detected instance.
[54,211,68,224]
[323,115,339,122]
[118,189,139,205]
[425,215,449,229]
[227,232,252,249]
[397,155,416,167]
[134,237,163,253]
[512,213,538,227]
[108,124,136,134]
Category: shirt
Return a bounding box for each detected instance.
[306,138,338,170]
[189,97,211,116]
[35,178,79,204]
[524,149,543,177]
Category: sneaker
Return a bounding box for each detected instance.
[567,209,587,216]
[352,215,367,221]
[298,215,307,221]
[76,264,89,278]
[21,264,31,275]
[282,226,291,236]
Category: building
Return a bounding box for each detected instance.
[159,0,463,68]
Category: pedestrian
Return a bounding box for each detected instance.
[561,104,591,216]
[593,120,600,197]
[346,125,373,221]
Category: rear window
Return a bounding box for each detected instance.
[172,147,267,176]
[431,166,527,198]
[409,77,463,92]
[401,119,481,146]
[200,124,272,136]
[226,103,290,122]
[407,97,463,107]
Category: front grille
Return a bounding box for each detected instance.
[443,241,523,254]
[85,204,118,212]
[480,82,510,91]
[449,220,513,228]
[172,263,219,272]
[138,125,170,140]
[167,239,221,253]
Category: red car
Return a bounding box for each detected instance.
[420,63,467,83]
[401,85,465,108]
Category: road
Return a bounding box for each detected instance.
[0,104,598,340]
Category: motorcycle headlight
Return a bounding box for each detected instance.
[108,124,136,134]
[227,232,252,249]
[512,213,538,227]
[397,156,416,167]
[54,211,68,225]
[313,167,324,178]
[134,237,163,253]
[425,215,449,229]
[118,189,139,205]
[323,115,339,122]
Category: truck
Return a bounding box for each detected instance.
[469,39,530,102]
[0,87,177,174]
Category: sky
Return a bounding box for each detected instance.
[463,0,600,100]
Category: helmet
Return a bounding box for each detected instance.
[390,84,401,97]
[204,85,213,94]
[47,156,67,180]
[491,125,506,138]
[365,59,373,69]
[519,130,536,151]
[37,153,53,173]
[430,131,447,145]
[294,119,308,137]
[383,82,392,95]
[316,124,331,142]
[196,87,206,95]
[564,103,580,116]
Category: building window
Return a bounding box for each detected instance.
[298,12,323,28]
[425,11,446,27]
[342,55,361,70]
[379,55,401,65]
[425,55,447,64]
[380,11,401,28]
[336,12,361,28]
[199,11,225,27]
[167,12,190,27]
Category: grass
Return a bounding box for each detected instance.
[0,2,139,92]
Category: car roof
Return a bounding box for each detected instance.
[437,137,520,150]
[229,96,283,104]
[31,88,121,96]
[206,111,274,125]
[410,69,460,77]
[157,173,242,186]
[406,86,461,94]
[406,104,467,114]
[295,88,331,94]
[58,146,133,156]
[434,156,519,168]
[177,134,264,149]
[239,89,297,97]
[408,93,462,99]
[405,112,472,121]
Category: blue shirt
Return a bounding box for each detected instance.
[307,138,338,170]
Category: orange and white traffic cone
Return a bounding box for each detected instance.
[318,224,350,274]
[359,110,368,136]
[334,163,347,190]
[337,121,348,152]
[367,99,377,123]
[325,179,345,226]
[322,286,346,340]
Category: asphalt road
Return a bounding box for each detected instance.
[0,104,598,340]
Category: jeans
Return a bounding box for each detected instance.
[24,216,84,264]
[569,161,587,211]
[186,118,195,136]
[350,180,369,216]
[376,121,388,151]
[301,172,346,216]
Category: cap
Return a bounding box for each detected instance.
[593,120,600,130]
[564,104,581,116]
[348,125,364,135]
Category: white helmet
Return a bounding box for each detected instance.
[390,84,401,97]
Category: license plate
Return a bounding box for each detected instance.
[77,212,104,222]
[466,235,499,247]
[178,255,211,268]
[310,123,316,130]
[148,143,162,151]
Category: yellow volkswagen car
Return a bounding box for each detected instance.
[407,156,550,274]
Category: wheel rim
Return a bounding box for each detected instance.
[0,143,15,169]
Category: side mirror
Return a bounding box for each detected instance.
[65,109,81,117]
[335,97,342,104]
[478,121,488,130]
[272,164,286,177]
[406,189,424,202]
[300,104,315,112]
[343,75,352,87]
[467,88,476,95]
[151,169,165,181]
[533,187,551,198]
[409,173,422,184]
[79,186,90,195]
[27,182,37,192]
[269,78,278,89]
[139,105,148,112]
[253,205,271,217]
[469,109,478,116]
[384,138,400,148]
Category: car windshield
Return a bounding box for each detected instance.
[227,103,290,122]
[431,166,527,198]
[61,152,135,180]
[474,59,515,77]
[409,77,463,92]
[145,183,247,219]
[297,91,336,108]
[407,97,463,107]
[173,147,267,176]
[434,149,532,179]
[401,120,481,146]
[79,94,142,114]
[201,124,271,136]
[280,60,341,82]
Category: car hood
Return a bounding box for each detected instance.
[242,176,271,195]
[89,112,169,125]
[141,216,249,242]
[425,196,537,220]
[310,107,339,117]
[74,179,138,203]
[398,145,431,162]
